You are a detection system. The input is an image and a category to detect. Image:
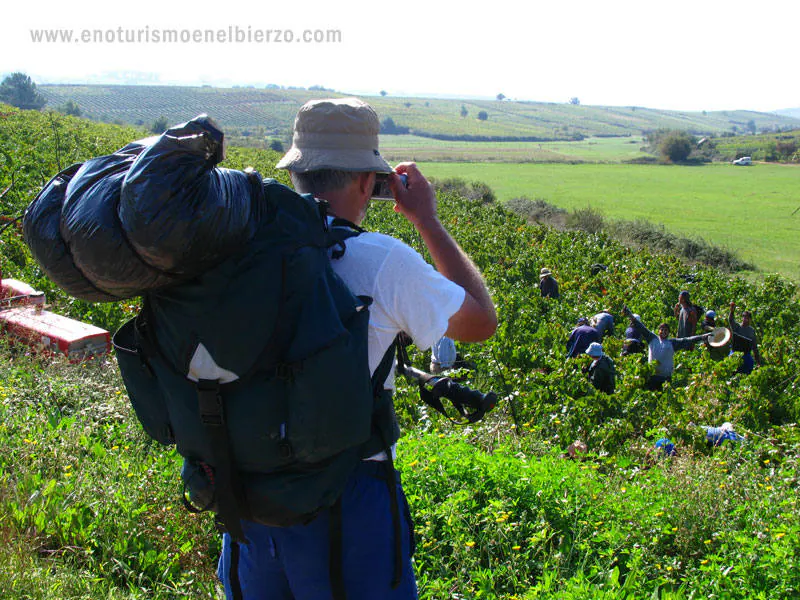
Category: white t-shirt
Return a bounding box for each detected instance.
[647,338,675,377]
[329,227,466,391]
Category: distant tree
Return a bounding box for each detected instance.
[658,130,695,162]
[460,105,468,118]
[379,117,409,134]
[746,119,757,134]
[403,102,412,108]
[381,117,396,133]
[569,97,580,105]
[0,72,46,110]
[268,138,284,152]
[776,140,797,158]
[496,93,506,101]
[59,100,81,116]
[151,116,169,134]
[477,110,488,121]
[380,90,387,97]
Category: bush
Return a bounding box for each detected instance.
[505,197,567,227]
[659,131,695,162]
[608,219,754,272]
[566,207,605,234]
[430,177,495,204]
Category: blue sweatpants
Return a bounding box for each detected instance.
[737,352,755,375]
[217,461,418,599]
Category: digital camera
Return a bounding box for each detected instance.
[371,172,408,201]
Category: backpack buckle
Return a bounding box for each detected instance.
[275,362,300,382]
[197,379,224,427]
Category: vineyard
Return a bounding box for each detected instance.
[1,109,800,599]
[37,84,800,142]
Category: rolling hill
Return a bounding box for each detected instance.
[38,84,800,142]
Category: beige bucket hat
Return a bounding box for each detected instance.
[276,97,393,173]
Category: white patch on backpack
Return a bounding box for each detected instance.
[187,343,239,383]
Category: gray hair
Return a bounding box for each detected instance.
[290,169,362,197]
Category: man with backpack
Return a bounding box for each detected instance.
[216,97,497,599]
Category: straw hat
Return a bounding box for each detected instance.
[540,267,553,278]
[276,98,393,173]
[708,327,732,347]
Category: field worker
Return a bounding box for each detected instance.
[621,313,645,356]
[622,306,710,391]
[566,317,601,359]
[538,267,560,299]
[590,309,615,337]
[701,309,717,332]
[673,290,698,337]
[582,342,616,394]
[728,301,762,374]
[216,97,497,600]
[430,335,457,374]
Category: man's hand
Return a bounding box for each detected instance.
[390,163,438,229]
[389,162,496,343]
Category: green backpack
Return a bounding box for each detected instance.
[112,177,399,542]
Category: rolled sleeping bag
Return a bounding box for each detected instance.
[23,163,119,302]
[60,151,181,299]
[119,114,258,276]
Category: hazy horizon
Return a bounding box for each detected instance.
[5,0,798,114]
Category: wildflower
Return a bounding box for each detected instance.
[465,541,476,548]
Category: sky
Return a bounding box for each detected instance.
[3,0,798,113]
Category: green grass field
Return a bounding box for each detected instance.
[380,134,649,163]
[419,162,800,280]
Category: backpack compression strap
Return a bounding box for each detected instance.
[329,338,403,600]
[196,378,248,543]
[135,296,249,543]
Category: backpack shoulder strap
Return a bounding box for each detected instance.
[360,338,400,459]
[328,217,365,260]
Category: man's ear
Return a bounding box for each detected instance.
[357,172,375,198]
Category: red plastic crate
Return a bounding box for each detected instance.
[0,305,111,362]
[1,278,46,306]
